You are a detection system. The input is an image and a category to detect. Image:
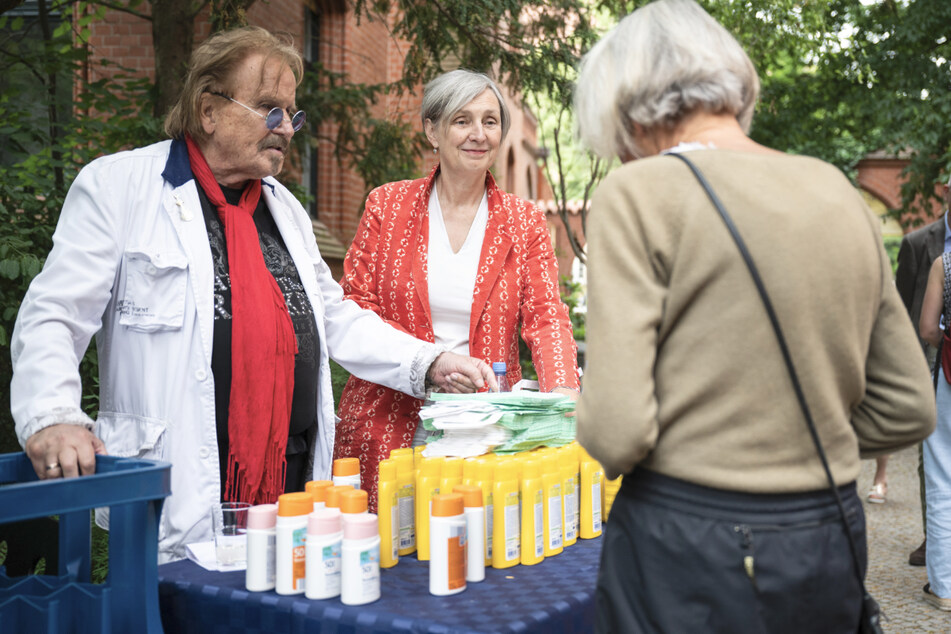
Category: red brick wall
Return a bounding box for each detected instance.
[81,2,540,261]
[85,10,154,81]
[856,156,945,231]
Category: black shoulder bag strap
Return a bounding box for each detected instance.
[670,152,883,634]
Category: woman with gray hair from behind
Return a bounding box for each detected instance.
[334,69,579,511]
[574,0,935,631]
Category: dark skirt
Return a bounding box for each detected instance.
[596,469,865,634]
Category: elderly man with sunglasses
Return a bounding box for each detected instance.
[10,26,496,563]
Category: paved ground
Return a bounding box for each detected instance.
[859,445,951,631]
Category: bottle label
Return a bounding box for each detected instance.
[485,500,493,559]
[533,492,544,558]
[322,542,342,593]
[391,492,399,559]
[564,479,578,540]
[504,491,520,561]
[398,485,416,549]
[266,533,276,582]
[292,526,307,590]
[592,479,602,533]
[548,493,562,549]
[447,525,466,590]
[360,544,380,597]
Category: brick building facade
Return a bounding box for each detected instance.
[79,5,948,285]
[83,0,545,278]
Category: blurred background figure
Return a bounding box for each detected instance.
[917,237,951,610]
[895,175,951,565]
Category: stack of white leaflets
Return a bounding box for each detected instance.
[418,391,575,457]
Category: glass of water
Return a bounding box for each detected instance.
[213,502,251,569]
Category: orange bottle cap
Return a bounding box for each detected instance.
[339,489,369,514]
[379,458,397,481]
[325,485,354,509]
[305,480,333,503]
[431,493,464,517]
[333,457,360,477]
[277,492,313,517]
[453,484,483,507]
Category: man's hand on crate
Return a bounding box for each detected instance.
[25,424,107,479]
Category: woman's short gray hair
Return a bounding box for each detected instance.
[421,70,510,141]
[575,0,759,159]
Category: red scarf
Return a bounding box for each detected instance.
[185,134,297,505]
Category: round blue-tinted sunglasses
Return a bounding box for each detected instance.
[209,91,306,132]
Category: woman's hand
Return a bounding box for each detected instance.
[24,424,107,480]
[427,352,498,393]
[919,256,945,348]
[551,386,581,402]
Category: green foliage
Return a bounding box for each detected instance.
[518,277,585,381]
[884,235,901,276]
[329,359,351,406]
[294,63,429,203]
[91,521,109,584]
[0,1,164,452]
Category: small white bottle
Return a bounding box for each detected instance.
[341,513,381,605]
[276,492,312,595]
[305,508,343,600]
[333,457,362,489]
[245,504,277,592]
[453,485,485,583]
[429,493,467,596]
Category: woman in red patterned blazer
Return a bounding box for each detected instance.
[334,69,580,510]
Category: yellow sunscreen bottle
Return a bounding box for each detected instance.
[462,457,479,486]
[440,457,463,493]
[376,458,399,568]
[414,444,425,470]
[520,459,545,566]
[579,448,603,539]
[492,460,520,569]
[473,457,496,566]
[415,457,442,561]
[541,454,564,557]
[560,447,579,547]
[391,450,417,555]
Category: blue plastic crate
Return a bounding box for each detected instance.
[0,453,171,633]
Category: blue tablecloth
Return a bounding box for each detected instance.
[158,535,602,633]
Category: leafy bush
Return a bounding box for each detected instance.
[0,9,163,454]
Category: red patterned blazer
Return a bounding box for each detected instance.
[334,166,579,510]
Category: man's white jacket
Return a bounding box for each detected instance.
[11,139,435,562]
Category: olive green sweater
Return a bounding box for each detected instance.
[577,150,936,490]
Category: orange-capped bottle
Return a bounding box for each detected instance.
[275,492,312,595]
[340,488,369,515]
[305,480,333,510]
[333,457,361,489]
[325,484,354,511]
[429,493,467,596]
